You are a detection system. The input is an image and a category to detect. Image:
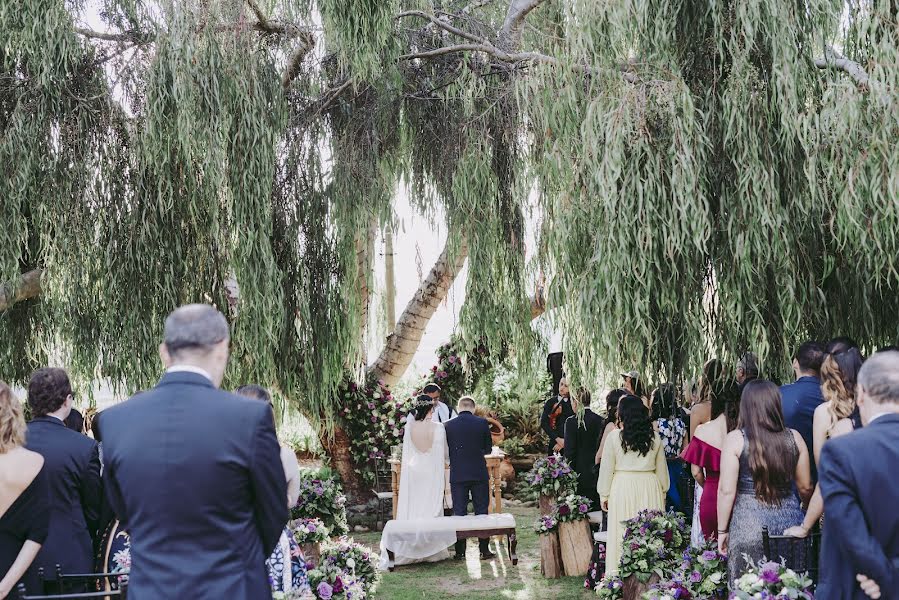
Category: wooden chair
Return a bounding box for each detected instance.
[370,458,394,529]
[16,581,127,599]
[762,526,821,584]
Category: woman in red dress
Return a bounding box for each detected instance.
[682,379,740,539]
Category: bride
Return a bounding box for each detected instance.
[379,395,452,568]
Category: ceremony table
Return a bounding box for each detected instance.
[388,452,505,519]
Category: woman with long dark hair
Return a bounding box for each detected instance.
[682,379,740,539]
[717,380,812,586]
[594,389,627,466]
[597,395,669,576]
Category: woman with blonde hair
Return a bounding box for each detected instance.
[0,381,50,598]
[784,347,864,538]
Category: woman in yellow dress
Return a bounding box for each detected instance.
[597,394,670,575]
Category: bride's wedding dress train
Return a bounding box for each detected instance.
[379,421,453,569]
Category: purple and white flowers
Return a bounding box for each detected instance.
[524,454,578,497]
[292,518,330,545]
[533,514,559,535]
[731,558,814,599]
[553,493,593,523]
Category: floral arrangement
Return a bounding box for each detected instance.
[306,561,366,600]
[642,539,728,599]
[524,453,578,497]
[533,514,559,535]
[292,518,330,545]
[619,510,689,583]
[272,589,315,600]
[338,377,415,484]
[319,537,380,597]
[553,493,593,523]
[730,558,814,599]
[291,471,349,537]
[595,574,624,599]
[584,542,607,591]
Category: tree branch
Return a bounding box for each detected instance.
[74,27,151,44]
[281,31,316,88]
[397,10,491,45]
[498,0,547,51]
[814,45,870,88]
[0,269,42,313]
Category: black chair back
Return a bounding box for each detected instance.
[762,525,821,584]
[39,565,127,595]
[676,461,695,522]
[16,581,127,599]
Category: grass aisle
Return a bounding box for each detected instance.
[352,506,594,600]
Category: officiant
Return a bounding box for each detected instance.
[423,383,456,423]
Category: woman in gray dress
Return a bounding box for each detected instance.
[716,380,813,586]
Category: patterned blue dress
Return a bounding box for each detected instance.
[657,416,687,510]
[266,527,311,595]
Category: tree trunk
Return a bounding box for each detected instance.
[368,236,469,386]
[0,269,42,312]
[384,224,396,334]
[320,423,371,505]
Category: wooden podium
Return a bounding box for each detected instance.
[389,454,504,518]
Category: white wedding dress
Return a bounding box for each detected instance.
[379,420,453,568]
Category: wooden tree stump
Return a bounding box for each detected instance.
[622,573,661,600]
[538,494,555,516]
[300,542,321,568]
[539,531,563,578]
[557,519,592,576]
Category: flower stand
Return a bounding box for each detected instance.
[300,542,321,568]
[622,573,660,600]
[538,531,563,578]
[557,520,592,576]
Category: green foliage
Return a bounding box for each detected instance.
[291,470,349,537]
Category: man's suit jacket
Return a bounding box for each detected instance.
[540,396,575,454]
[99,371,288,600]
[780,376,824,480]
[817,413,899,600]
[443,411,491,483]
[25,416,101,577]
[563,409,604,498]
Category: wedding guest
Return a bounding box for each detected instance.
[825,336,858,355]
[540,378,574,454]
[63,407,84,434]
[785,347,864,537]
[594,389,626,466]
[736,352,759,391]
[0,381,50,599]
[780,341,826,481]
[717,380,813,587]
[690,358,724,438]
[620,370,647,404]
[236,385,300,508]
[650,384,687,511]
[597,395,669,575]
[25,368,101,584]
[99,304,287,599]
[563,389,603,507]
[816,351,899,600]
[423,383,456,424]
[682,379,740,539]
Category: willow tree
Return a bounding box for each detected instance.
[2,0,897,500]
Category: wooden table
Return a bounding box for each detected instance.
[389,454,504,519]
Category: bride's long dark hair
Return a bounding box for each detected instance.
[618,395,654,456]
[413,395,434,421]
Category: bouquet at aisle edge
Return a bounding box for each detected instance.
[291,472,349,537]
[524,454,578,497]
[319,537,380,597]
[595,574,624,599]
[618,510,689,583]
[553,493,593,522]
[292,518,330,545]
[533,514,559,535]
[730,558,814,600]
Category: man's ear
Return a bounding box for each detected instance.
[159,343,173,368]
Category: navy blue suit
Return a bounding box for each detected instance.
[780,376,824,480]
[25,416,101,580]
[817,413,899,600]
[443,411,492,555]
[99,371,288,600]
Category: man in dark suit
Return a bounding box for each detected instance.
[817,351,899,600]
[780,341,826,481]
[540,378,574,454]
[25,368,102,581]
[563,389,603,507]
[99,304,287,600]
[443,396,495,560]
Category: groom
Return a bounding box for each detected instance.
[443,396,496,560]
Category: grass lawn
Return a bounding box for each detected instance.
[352,505,595,600]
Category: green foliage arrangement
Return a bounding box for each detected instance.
[319,536,380,597]
[618,510,689,583]
[524,454,578,497]
[291,471,349,537]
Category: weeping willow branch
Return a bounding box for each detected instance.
[281,31,316,88]
[396,10,491,45]
[74,27,151,44]
[499,0,547,50]
[814,45,870,88]
[0,269,42,312]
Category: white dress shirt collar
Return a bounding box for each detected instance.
[166,365,213,382]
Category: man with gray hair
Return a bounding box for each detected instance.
[816,351,899,600]
[99,304,287,599]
